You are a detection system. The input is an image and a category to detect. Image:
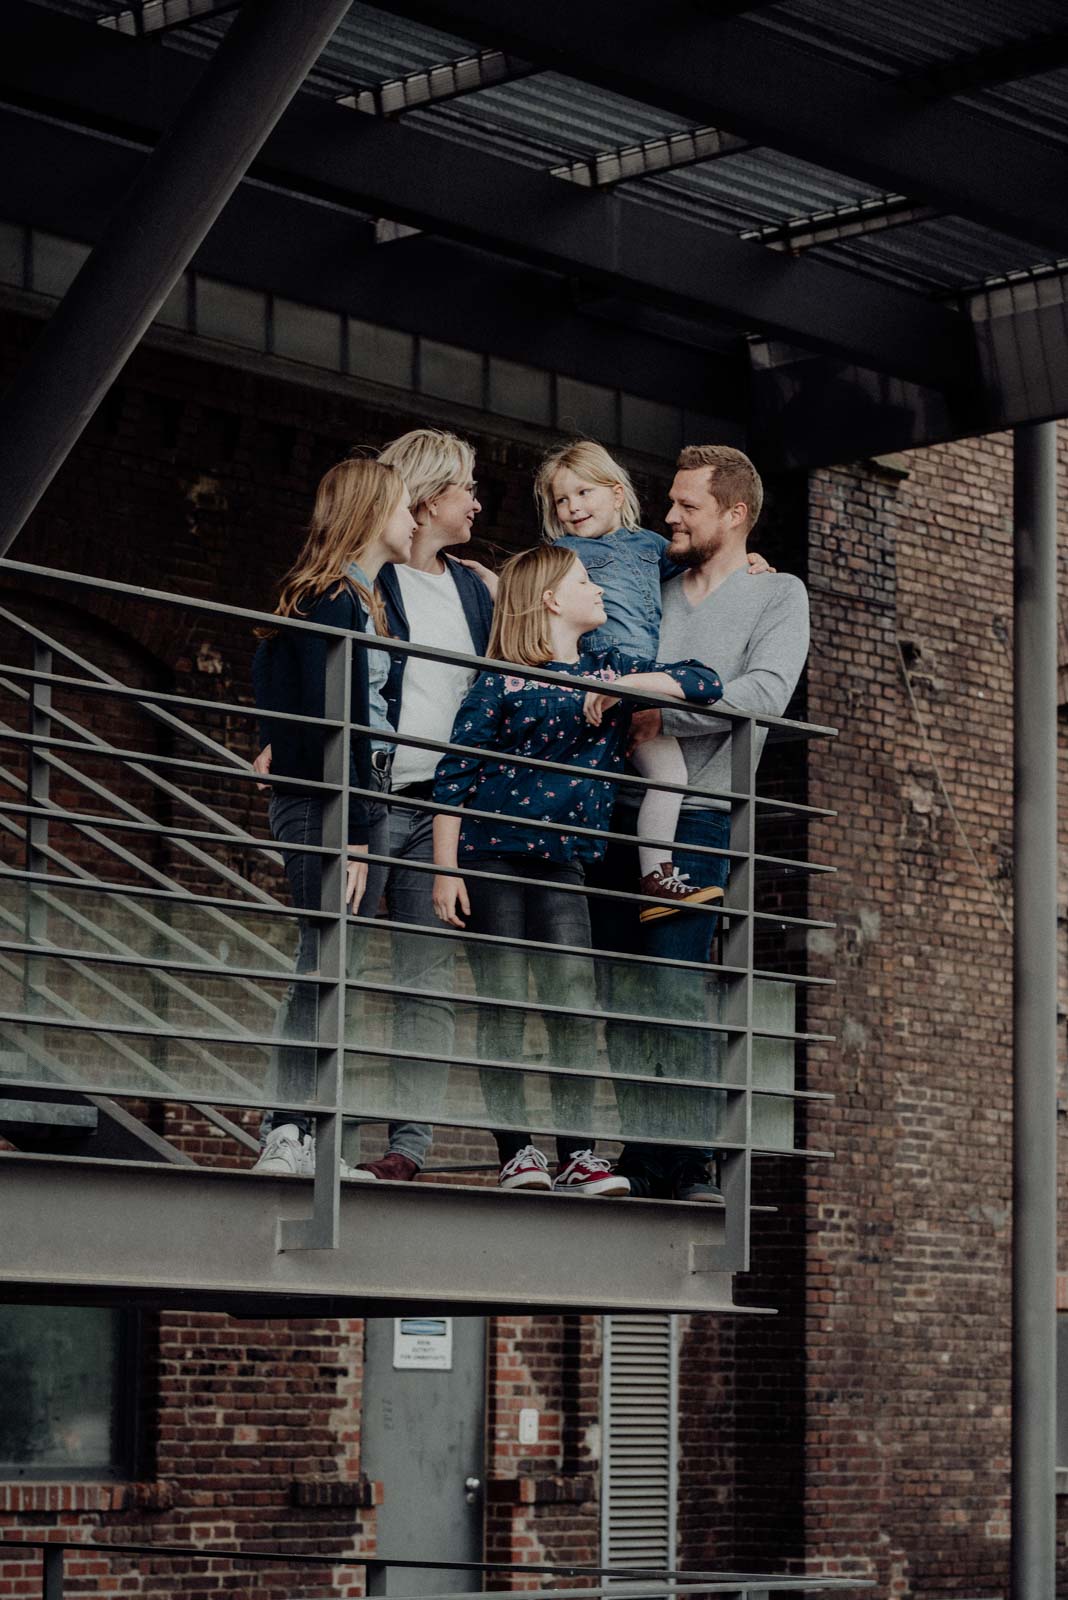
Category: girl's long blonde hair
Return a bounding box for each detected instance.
[534,439,642,542]
[273,457,405,634]
[487,546,578,667]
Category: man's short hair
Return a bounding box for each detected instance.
[677,444,763,535]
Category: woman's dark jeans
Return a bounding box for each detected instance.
[464,856,597,1168]
[262,787,432,1167]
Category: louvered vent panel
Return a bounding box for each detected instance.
[602,1314,677,1572]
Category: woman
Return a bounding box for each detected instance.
[252,457,416,1179]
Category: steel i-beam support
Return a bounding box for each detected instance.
[0,0,353,556]
[1011,420,1058,1600]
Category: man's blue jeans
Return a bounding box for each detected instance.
[589,805,730,1191]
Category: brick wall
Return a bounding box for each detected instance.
[5,294,1064,1600]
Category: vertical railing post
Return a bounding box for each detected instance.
[279,631,351,1252]
[720,711,757,1271]
[1011,421,1058,1600]
[24,642,52,1015]
[41,1545,64,1600]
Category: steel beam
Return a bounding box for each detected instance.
[0,1152,747,1316]
[1011,422,1058,1600]
[0,0,353,556]
[98,0,242,34]
[340,50,537,116]
[371,0,1068,257]
[905,27,1068,98]
[741,195,939,254]
[553,126,749,188]
[0,105,740,414]
[1,4,975,392]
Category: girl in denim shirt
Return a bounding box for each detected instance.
[535,440,767,921]
[430,544,722,1196]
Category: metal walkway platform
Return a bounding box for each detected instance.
[0,1151,755,1317]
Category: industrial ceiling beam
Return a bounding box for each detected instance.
[552,125,749,188]
[0,0,355,556]
[0,103,743,416]
[904,26,1068,98]
[741,194,940,254]
[371,0,1068,257]
[340,49,537,117]
[97,0,241,35]
[2,4,976,392]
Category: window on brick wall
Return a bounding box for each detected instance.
[0,1307,139,1479]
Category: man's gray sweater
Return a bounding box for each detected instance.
[656,566,810,811]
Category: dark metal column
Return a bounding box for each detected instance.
[1011,420,1058,1600]
[0,0,353,555]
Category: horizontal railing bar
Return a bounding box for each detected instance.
[0,1536,866,1589]
[0,721,836,825]
[0,793,834,881]
[0,936,832,1045]
[0,659,840,824]
[0,660,337,730]
[0,1074,734,1153]
[0,727,289,920]
[0,813,289,978]
[0,559,837,737]
[344,973,831,1043]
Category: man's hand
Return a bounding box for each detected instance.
[346,845,369,910]
[253,744,272,791]
[746,551,777,574]
[432,873,470,927]
[584,690,620,727]
[455,557,499,600]
[628,707,663,753]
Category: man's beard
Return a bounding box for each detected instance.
[668,540,708,569]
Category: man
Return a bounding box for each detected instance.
[591,444,810,1202]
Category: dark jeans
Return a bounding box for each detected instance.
[588,805,731,1191]
[464,856,597,1167]
[263,786,432,1166]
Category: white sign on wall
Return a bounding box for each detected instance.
[393,1317,454,1371]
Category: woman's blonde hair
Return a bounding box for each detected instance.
[534,439,642,542]
[487,545,579,667]
[376,428,475,518]
[273,457,406,634]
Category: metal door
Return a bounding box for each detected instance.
[363,1316,487,1595]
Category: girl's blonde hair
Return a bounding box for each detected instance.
[273,457,406,635]
[488,546,579,667]
[534,439,642,542]
[376,428,475,518]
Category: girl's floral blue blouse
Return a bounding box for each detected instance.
[432,647,722,866]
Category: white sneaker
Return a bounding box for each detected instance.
[252,1122,313,1176]
[498,1144,552,1191]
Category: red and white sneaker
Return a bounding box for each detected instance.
[553,1149,630,1197]
[498,1144,552,1191]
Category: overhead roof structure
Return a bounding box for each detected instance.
[4,0,1068,470]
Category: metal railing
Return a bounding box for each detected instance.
[0,1536,870,1600]
[0,558,835,1277]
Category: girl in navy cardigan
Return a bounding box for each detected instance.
[252,457,416,1181]
[431,545,722,1196]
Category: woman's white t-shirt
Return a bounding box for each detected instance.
[392,563,478,791]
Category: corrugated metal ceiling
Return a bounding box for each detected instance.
[22,0,1068,295]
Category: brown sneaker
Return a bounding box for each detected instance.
[348,1152,420,1183]
[638,862,725,924]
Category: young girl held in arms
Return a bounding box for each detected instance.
[431,545,723,1194]
[534,441,768,920]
